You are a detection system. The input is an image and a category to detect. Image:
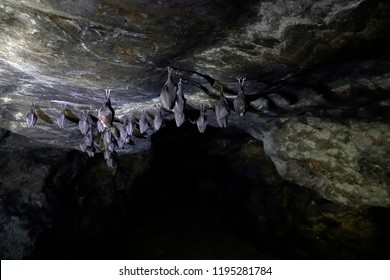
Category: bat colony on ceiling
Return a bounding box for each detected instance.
[26,67,247,170]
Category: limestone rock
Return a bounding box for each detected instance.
[263,117,390,207]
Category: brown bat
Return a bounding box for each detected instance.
[78,111,91,135]
[196,105,207,133]
[120,118,129,142]
[172,97,185,127]
[56,104,67,129]
[215,91,229,128]
[153,107,163,131]
[233,77,246,117]
[98,89,114,131]
[126,115,134,136]
[159,66,177,110]
[26,103,37,128]
[139,110,150,134]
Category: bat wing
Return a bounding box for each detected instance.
[196,114,207,133]
[174,112,185,127]
[139,112,150,133]
[153,111,163,130]
[160,85,175,110]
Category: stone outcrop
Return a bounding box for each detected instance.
[263,117,390,207]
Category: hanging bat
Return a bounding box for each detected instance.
[79,141,88,152]
[176,78,184,99]
[26,103,38,128]
[98,89,115,130]
[233,77,246,117]
[196,105,207,133]
[139,110,150,134]
[84,128,93,146]
[98,106,113,130]
[117,137,125,149]
[215,91,229,128]
[119,118,129,142]
[172,80,185,115]
[104,89,115,120]
[159,66,177,110]
[126,115,134,136]
[172,95,185,127]
[56,105,67,129]
[78,111,91,135]
[153,107,163,131]
[103,129,112,147]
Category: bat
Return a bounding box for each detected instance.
[104,89,115,120]
[172,79,185,115]
[176,78,184,99]
[79,141,88,152]
[153,107,163,131]
[196,105,207,133]
[159,66,177,110]
[84,129,93,146]
[56,105,67,129]
[215,92,229,128]
[119,118,128,142]
[139,110,150,134]
[174,111,185,127]
[117,137,125,149]
[233,78,246,117]
[172,95,185,127]
[98,89,115,130]
[126,115,134,136]
[78,111,91,135]
[103,129,112,147]
[26,103,37,128]
[98,106,112,130]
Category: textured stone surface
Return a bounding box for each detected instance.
[1,0,389,150]
[263,117,390,207]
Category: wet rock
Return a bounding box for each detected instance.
[263,117,390,207]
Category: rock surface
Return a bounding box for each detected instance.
[263,117,390,207]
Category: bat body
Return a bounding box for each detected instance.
[173,99,185,127]
[159,67,177,110]
[26,103,37,128]
[233,78,246,117]
[126,116,134,136]
[139,110,150,134]
[56,106,67,129]
[79,141,88,152]
[153,108,163,131]
[120,118,129,142]
[215,92,229,128]
[196,106,207,133]
[98,107,112,130]
[79,111,91,135]
[98,89,114,130]
[172,79,185,115]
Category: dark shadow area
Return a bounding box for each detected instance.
[12,123,388,260]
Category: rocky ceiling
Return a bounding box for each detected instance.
[1,0,390,208]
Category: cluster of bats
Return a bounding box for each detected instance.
[26,67,247,169]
